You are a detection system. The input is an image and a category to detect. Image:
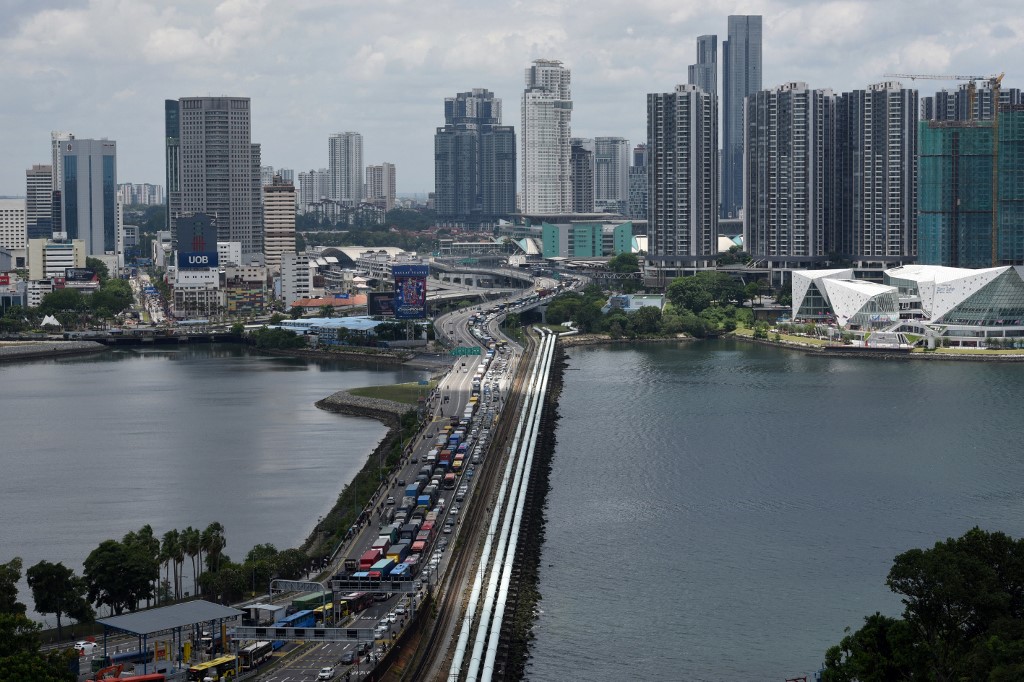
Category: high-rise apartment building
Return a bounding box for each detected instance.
[594,137,630,213]
[722,15,762,219]
[522,59,572,214]
[745,82,836,260]
[263,175,296,273]
[435,89,515,223]
[836,82,918,259]
[646,84,718,283]
[570,138,595,213]
[918,106,1024,267]
[25,164,53,240]
[366,162,397,211]
[921,84,1023,122]
[167,97,263,256]
[328,132,364,205]
[116,183,164,206]
[0,200,27,258]
[688,34,718,96]
[298,169,331,213]
[628,144,648,220]
[56,138,117,255]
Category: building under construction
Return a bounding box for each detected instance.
[919,105,1024,268]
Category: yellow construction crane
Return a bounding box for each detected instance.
[884,72,1004,121]
[885,71,1006,265]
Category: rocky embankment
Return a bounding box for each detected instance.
[0,340,106,363]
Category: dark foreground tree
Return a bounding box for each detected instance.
[823,528,1024,682]
[26,561,93,642]
[0,613,75,682]
[0,558,26,616]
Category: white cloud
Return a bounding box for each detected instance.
[1,0,1023,195]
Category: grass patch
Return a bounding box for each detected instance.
[350,380,438,405]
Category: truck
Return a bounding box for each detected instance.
[405,483,422,499]
[389,562,412,580]
[371,536,391,553]
[417,494,433,508]
[386,542,410,564]
[359,549,383,570]
[378,525,399,545]
[368,558,396,579]
[400,522,421,541]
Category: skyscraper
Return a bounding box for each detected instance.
[263,175,296,273]
[366,163,397,211]
[328,132,364,205]
[687,34,718,96]
[722,15,762,219]
[745,82,836,259]
[25,164,53,240]
[569,138,595,213]
[298,169,330,214]
[434,89,515,223]
[647,84,718,282]
[167,97,263,256]
[57,138,117,255]
[628,144,648,220]
[594,137,630,213]
[522,59,572,214]
[164,101,179,231]
[836,82,918,259]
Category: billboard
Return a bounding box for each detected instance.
[64,268,97,282]
[368,291,397,317]
[177,214,219,270]
[392,264,429,320]
[0,274,10,286]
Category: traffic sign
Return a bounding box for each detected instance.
[450,346,482,357]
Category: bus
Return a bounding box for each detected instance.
[187,654,238,681]
[278,609,315,629]
[312,602,335,623]
[443,473,457,490]
[344,592,374,613]
[238,641,273,670]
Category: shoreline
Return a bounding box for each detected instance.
[730,332,1024,362]
[0,340,108,363]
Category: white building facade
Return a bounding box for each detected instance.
[521,59,572,214]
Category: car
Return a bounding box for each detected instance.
[318,666,336,680]
[395,605,408,616]
[397,479,406,487]
[385,496,395,505]
[411,455,419,463]
[356,642,371,656]
[450,506,459,516]
[340,651,356,665]
[374,625,389,639]
[444,522,454,534]
[74,641,98,655]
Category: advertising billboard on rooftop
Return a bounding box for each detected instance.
[392,264,428,320]
[177,214,219,270]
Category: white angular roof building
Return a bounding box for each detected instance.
[792,264,1024,343]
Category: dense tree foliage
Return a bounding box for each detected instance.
[823,528,1024,682]
[0,614,75,682]
[26,562,93,641]
[250,327,308,349]
[0,558,26,616]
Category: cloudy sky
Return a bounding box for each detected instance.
[1,0,1021,197]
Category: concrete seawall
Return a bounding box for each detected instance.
[0,340,107,363]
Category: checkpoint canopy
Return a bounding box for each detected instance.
[97,600,244,636]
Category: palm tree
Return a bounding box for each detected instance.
[161,530,180,601]
[181,527,201,596]
[201,522,227,574]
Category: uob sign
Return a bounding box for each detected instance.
[178,250,219,269]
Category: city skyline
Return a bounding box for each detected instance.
[1,1,1022,196]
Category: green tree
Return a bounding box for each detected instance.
[269,313,285,325]
[38,289,87,315]
[0,613,76,682]
[289,306,303,320]
[607,252,640,273]
[275,549,311,580]
[84,540,136,615]
[0,558,26,616]
[180,526,201,595]
[85,257,109,283]
[666,277,712,313]
[201,522,227,574]
[743,281,760,308]
[628,306,662,335]
[823,528,1024,682]
[318,304,334,318]
[25,561,93,642]
[122,525,161,608]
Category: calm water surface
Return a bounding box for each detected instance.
[527,340,1024,681]
[0,345,421,619]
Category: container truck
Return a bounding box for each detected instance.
[400,522,421,541]
[359,549,382,570]
[386,542,410,564]
[378,526,399,545]
[405,483,422,499]
[371,536,391,553]
[368,558,396,579]
[389,563,412,580]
